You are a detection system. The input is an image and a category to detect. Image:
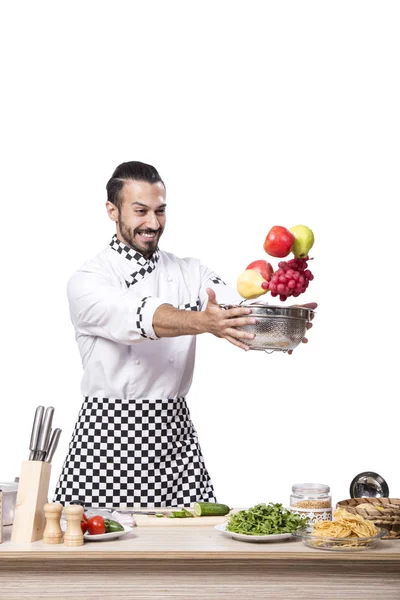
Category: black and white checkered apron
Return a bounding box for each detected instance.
[53,396,216,507]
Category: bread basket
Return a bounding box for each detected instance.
[336,498,400,539]
[220,303,314,353]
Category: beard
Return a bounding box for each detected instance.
[118,215,163,258]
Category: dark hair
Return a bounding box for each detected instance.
[106,161,165,209]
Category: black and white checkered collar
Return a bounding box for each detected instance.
[110,234,160,288]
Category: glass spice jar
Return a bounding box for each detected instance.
[290,483,332,524]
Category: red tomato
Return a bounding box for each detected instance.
[86,515,106,535]
[81,512,88,534]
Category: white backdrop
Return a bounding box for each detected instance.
[1,1,399,510]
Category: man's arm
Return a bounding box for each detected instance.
[68,269,257,350]
[67,269,165,344]
[153,288,257,351]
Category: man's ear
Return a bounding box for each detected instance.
[106,201,118,222]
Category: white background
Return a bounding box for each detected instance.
[1,1,399,510]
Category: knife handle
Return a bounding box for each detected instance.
[29,406,44,458]
[44,429,62,463]
[36,407,54,455]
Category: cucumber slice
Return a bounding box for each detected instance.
[168,508,195,518]
[193,502,230,517]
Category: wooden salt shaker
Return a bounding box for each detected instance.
[43,503,63,544]
[64,504,84,547]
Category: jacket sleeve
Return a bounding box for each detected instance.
[67,269,166,345]
[198,264,243,308]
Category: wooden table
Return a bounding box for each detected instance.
[1,524,400,599]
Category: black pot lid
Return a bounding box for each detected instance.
[350,471,389,498]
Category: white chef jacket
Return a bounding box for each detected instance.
[67,237,242,400]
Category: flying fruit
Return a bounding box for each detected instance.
[237,269,269,300]
[263,226,294,258]
[246,259,274,282]
[290,224,315,258]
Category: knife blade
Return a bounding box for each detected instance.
[130,511,159,515]
[29,406,44,460]
[35,406,54,460]
[103,508,160,514]
[44,428,62,463]
[110,509,171,514]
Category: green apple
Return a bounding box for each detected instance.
[290,225,314,258]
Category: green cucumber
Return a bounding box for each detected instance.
[169,509,194,518]
[104,519,124,533]
[193,502,230,517]
[168,508,195,518]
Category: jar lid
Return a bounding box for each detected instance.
[350,472,389,498]
[292,482,330,494]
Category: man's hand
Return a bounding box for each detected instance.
[153,292,316,353]
[288,302,317,355]
[153,290,256,348]
[203,288,257,351]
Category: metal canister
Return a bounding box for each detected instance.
[0,482,18,526]
[349,472,389,498]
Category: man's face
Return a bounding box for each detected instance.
[107,180,166,258]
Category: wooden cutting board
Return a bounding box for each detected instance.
[133,513,229,527]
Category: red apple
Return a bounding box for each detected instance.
[246,260,274,282]
[263,226,294,258]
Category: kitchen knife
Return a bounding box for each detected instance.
[111,509,175,514]
[44,428,62,463]
[35,406,54,460]
[105,507,163,514]
[131,511,159,515]
[29,406,44,460]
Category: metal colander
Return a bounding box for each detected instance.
[221,303,314,353]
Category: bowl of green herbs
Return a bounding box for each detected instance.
[215,503,308,543]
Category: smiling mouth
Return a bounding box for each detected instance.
[137,231,158,241]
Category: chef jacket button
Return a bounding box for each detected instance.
[167,276,173,282]
[169,358,174,363]
[134,359,140,365]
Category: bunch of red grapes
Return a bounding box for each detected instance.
[261,257,314,302]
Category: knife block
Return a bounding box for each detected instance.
[11,460,51,543]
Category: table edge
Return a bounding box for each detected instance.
[1,550,400,562]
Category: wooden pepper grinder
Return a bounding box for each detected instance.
[43,503,63,544]
[64,504,84,547]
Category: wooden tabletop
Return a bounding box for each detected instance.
[1,525,400,561]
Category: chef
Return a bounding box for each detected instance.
[54,160,315,508]
[54,160,260,508]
